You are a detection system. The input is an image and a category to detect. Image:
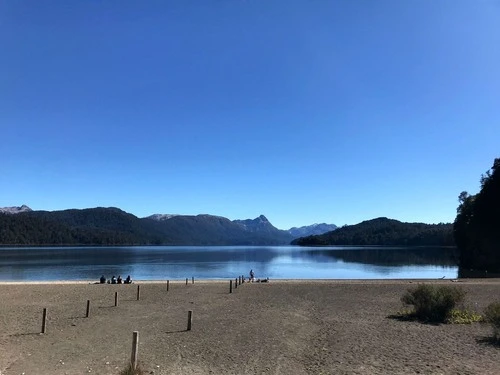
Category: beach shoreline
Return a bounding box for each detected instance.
[0,277,497,285]
[1,279,499,374]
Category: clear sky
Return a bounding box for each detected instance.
[1,1,499,230]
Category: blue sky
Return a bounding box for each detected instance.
[1,1,499,229]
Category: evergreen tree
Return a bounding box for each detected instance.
[454,158,500,272]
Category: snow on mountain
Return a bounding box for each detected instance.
[0,205,32,214]
[145,214,179,221]
[288,223,337,238]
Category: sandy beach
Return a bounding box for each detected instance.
[1,279,499,375]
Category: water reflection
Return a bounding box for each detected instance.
[0,246,458,281]
[305,247,459,267]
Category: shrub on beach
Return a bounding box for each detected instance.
[401,284,466,323]
[484,302,500,342]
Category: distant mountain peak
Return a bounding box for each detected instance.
[288,223,337,238]
[233,215,279,233]
[0,205,32,214]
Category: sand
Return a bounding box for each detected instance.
[0,279,499,375]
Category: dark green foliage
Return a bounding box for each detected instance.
[0,208,293,246]
[0,212,78,244]
[0,208,160,245]
[484,302,500,342]
[293,217,454,246]
[401,284,466,323]
[454,158,500,272]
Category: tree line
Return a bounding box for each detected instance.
[0,212,149,245]
[292,218,454,246]
[454,158,500,273]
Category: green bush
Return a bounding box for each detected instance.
[484,302,500,342]
[401,284,466,323]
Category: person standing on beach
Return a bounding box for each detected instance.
[250,269,255,281]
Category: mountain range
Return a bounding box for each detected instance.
[1,206,453,247]
[0,205,336,246]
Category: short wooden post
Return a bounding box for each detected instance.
[131,331,139,370]
[167,280,170,291]
[239,276,242,285]
[192,276,194,284]
[187,310,193,331]
[136,285,140,301]
[229,279,233,293]
[185,278,188,285]
[86,300,90,318]
[235,278,238,289]
[242,275,245,284]
[41,308,47,334]
[115,291,118,307]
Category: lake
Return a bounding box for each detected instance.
[0,246,458,281]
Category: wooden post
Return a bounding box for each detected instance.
[41,308,47,334]
[136,285,140,301]
[185,278,188,285]
[167,280,170,291]
[187,310,193,331]
[242,275,245,284]
[115,292,118,307]
[239,276,242,285]
[192,276,194,284]
[86,300,90,318]
[235,278,238,289]
[130,331,139,370]
[229,279,233,293]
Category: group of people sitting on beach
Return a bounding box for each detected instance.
[99,275,132,284]
[99,272,265,284]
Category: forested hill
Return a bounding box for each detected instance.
[0,207,294,246]
[292,217,454,246]
[0,208,165,245]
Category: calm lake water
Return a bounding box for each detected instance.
[0,246,458,282]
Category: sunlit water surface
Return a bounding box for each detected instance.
[0,246,458,281]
